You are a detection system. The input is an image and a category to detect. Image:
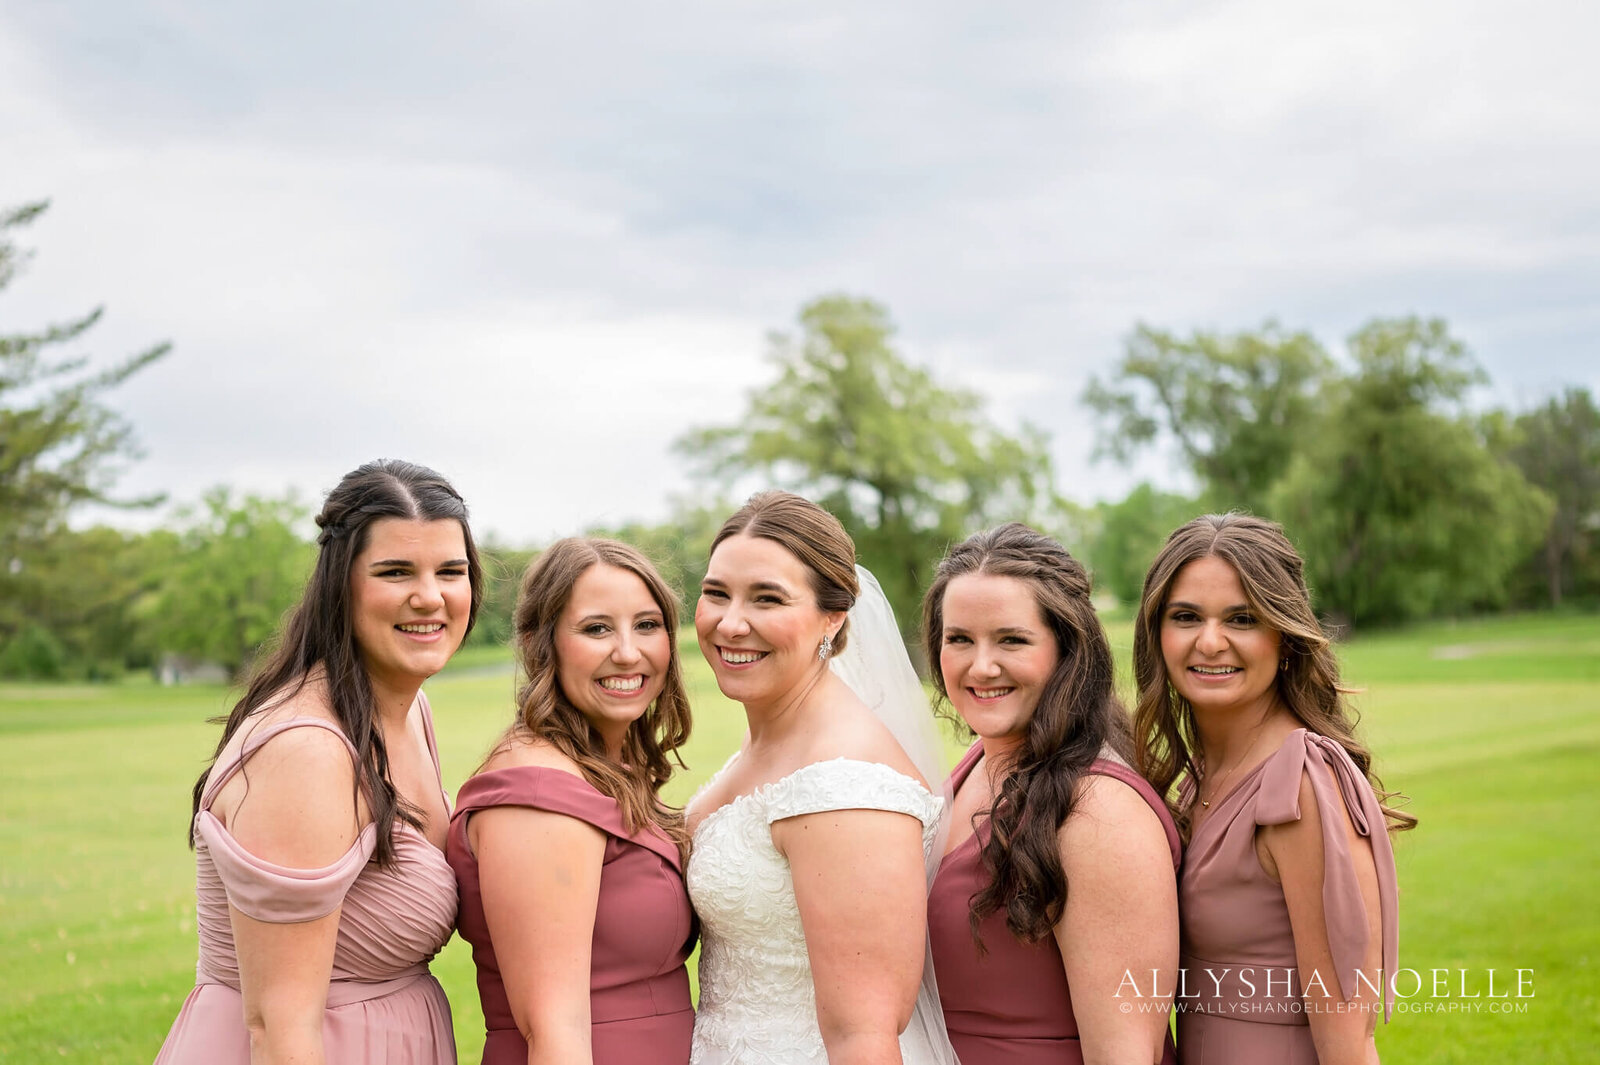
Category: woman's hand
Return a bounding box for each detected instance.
[774,808,928,1065]
[1056,775,1180,1065]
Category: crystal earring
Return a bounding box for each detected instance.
[818,633,833,661]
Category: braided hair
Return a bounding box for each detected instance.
[922,522,1131,945]
[190,459,484,866]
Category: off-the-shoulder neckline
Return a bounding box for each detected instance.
[454,763,684,871]
[196,808,451,868]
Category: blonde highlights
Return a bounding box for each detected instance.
[1132,513,1415,840]
[492,538,692,853]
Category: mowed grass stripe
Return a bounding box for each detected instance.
[0,612,1595,1061]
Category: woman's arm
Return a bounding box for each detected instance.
[1260,766,1384,1065]
[773,808,928,1065]
[1055,776,1179,1065]
[472,802,607,1065]
[225,727,362,1065]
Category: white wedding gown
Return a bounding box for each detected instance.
[687,756,948,1065]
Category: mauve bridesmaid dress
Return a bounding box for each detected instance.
[928,742,1182,1065]
[448,766,695,1065]
[1177,728,1399,1064]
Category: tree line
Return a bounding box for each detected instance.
[2,203,1595,680]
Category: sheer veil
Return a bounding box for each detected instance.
[829,565,960,1065]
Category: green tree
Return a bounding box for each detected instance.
[1086,483,1203,607]
[1,200,171,660]
[675,295,1055,644]
[1272,318,1551,626]
[0,524,175,678]
[0,201,171,560]
[145,488,314,678]
[470,541,538,650]
[0,622,66,679]
[1082,322,1332,514]
[1495,388,1600,607]
[584,497,737,616]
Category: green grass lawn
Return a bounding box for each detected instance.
[2,612,1595,1062]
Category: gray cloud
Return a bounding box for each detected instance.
[3,0,1596,542]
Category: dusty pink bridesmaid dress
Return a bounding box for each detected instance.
[155,698,459,1064]
[448,766,695,1065]
[929,742,1182,1065]
[1177,728,1399,1064]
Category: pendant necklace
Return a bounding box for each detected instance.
[1198,722,1270,809]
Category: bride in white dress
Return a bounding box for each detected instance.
[685,492,958,1065]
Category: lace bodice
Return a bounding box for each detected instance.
[687,757,944,1065]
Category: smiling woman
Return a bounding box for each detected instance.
[1133,513,1413,1065]
[920,522,1181,1065]
[447,538,696,1065]
[351,519,476,707]
[685,490,956,1065]
[155,459,483,1065]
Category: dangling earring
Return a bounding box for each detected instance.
[818,633,834,662]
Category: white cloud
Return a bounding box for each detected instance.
[4,1,1597,539]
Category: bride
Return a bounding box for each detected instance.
[686,491,958,1065]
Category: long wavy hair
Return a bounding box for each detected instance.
[921,522,1132,946]
[490,538,693,854]
[1132,513,1416,840]
[190,459,484,866]
[709,490,860,650]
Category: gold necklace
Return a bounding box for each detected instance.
[1198,726,1269,809]
[1199,759,1244,809]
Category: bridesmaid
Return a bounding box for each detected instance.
[156,459,480,1064]
[448,538,695,1065]
[1132,514,1412,1064]
[922,523,1181,1065]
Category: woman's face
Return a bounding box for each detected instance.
[938,573,1060,750]
[695,533,843,711]
[553,563,672,756]
[1159,555,1283,718]
[350,518,473,694]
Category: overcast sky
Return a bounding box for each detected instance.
[4,1,1597,544]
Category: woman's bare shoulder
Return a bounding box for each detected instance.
[804,698,926,786]
[479,736,585,778]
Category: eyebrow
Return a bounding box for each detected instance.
[576,608,664,620]
[700,577,794,596]
[368,557,469,567]
[1166,600,1251,613]
[945,624,1038,636]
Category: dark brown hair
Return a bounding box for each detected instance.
[921,522,1132,946]
[190,459,484,865]
[491,538,692,853]
[709,490,859,649]
[1132,513,1415,839]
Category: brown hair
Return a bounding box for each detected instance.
[921,522,1132,946]
[709,491,859,649]
[1132,513,1415,839]
[492,538,692,852]
[191,459,484,866]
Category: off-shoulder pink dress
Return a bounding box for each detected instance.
[448,767,696,1065]
[928,742,1182,1065]
[155,698,459,1064]
[1177,728,1400,1064]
